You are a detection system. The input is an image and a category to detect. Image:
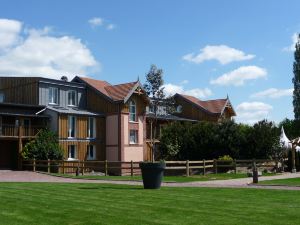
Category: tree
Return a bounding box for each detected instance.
[22,129,64,160]
[143,64,173,161]
[293,34,300,119]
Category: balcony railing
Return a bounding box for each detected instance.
[0,124,43,137]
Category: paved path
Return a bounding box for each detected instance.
[1,170,300,190]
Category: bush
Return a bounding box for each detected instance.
[218,155,233,161]
[22,129,64,160]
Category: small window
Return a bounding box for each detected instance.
[68,115,76,138]
[68,90,77,106]
[176,105,182,113]
[129,100,136,122]
[68,145,77,159]
[87,145,96,160]
[0,92,4,103]
[129,130,138,144]
[49,87,59,104]
[87,117,96,138]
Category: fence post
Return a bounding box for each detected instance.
[105,160,108,176]
[186,160,190,177]
[33,159,36,172]
[82,161,85,176]
[234,159,237,174]
[62,161,65,174]
[203,159,206,175]
[214,159,218,174]
[47,159,50,173]
[131,160,133,177]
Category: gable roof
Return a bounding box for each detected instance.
[73,76,148,103]
[175,94,236,116]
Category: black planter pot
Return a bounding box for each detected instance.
[139,162,166,189]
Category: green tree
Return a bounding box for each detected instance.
[293,34,300,119]
[22,129,64,160]
[143,64,175,160]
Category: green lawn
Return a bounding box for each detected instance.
[49,173,250,182]
[260,177,300,186]
[0,183,300,225]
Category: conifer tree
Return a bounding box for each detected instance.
[293,34,300,119]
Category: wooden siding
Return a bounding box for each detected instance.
[86,88,119,113]
[122,94,147,116]
[59,141,104,161]
[175,97,219,122]
[0,77,39,105]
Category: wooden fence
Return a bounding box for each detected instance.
[22,159,279,177]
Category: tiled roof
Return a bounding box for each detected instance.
[177,94,228,114]
[77,77,137,102]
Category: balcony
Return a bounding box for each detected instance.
[0,124,43,138]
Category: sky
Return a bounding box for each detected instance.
[0,0,299,124]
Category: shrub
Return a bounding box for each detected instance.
[22,129,64,160]
[218,155,233,161]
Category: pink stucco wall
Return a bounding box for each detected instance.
[123,114,129,145]
[123,146,143,161]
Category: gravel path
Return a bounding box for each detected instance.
[1,170,300,190]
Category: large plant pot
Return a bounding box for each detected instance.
[139,162,166,189]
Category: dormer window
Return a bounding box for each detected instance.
[129,100,136,122]
[68,90,77,106]
[49,87,58,105]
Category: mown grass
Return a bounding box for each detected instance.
[260,177,300,186]
[0,182,299,225]
[49,172,277,182]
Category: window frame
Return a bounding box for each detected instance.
[48,87,59,105]
[68,90,78,107]
[87,117,96,139]
[68,145,77,159]
[129,129,138,144]
[129,100,137,122]
[68,115,76,138]
[87,145,96,160]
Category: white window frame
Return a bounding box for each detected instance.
[0,92,4,103]
[129,100,136,122]
[68,90,77,106]
[87,117,96,139]
[129,130,138,144]
[49,87,59,105]
[87,145,96,160]
[68,145,77,160]
[68,115,76,138]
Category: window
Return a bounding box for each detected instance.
[129,100,136,122]
[129,130,138,144]
[68,90,77,106]
[68,145,77,159]
[87,145,96,160]
[68,115,76,138]
[0,92,4,103]
[87,117,96,138]
[49,87,58,104]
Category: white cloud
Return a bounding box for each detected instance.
[251,88,293,99]
[0,19,99,80]
[283,33,298,52]
[0,19,22,50]
[182,45,255,65]
[235,101,273,124]
[210,66,267,86]
[163,83,212,99]
[88,17,103,27]
[106,24,115,30]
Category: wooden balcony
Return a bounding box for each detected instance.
[0,124,43,139]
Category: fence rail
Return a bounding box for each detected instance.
[22,158,279,177]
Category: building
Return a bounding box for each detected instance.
[0,77,103,169]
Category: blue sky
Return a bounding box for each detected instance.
[0,0,299,124]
